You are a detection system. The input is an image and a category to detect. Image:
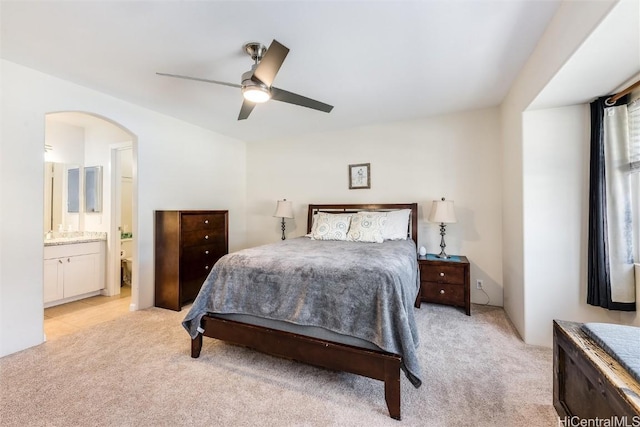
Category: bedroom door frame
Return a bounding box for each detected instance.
[108,141,138,311]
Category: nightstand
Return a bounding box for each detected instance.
[414,254,470,316]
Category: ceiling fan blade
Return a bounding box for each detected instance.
[156,72,241,89]
[252,40,289,87]
[271,87,334,113]
[238,100,256,120]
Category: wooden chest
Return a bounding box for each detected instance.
[154,210,228,311]
[553,320,640,420]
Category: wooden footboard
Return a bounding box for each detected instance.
[553,320,640,420]
[192,315,403,420]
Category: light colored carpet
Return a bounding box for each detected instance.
[0,304,558,426]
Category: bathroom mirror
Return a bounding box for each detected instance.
[45,162,75,231]
[67,167,80,213]
[84,166,102,213]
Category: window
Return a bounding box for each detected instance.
[587,94,638,309]
[628,97,640,262]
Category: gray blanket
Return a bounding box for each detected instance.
[182,237,422,387]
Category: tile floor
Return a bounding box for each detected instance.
[43,286,132,341]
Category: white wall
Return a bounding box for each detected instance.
[523,106,639,346]
[81,117,133,233]
[247,108,503,307]
[502,0,640,346]
[0,60,247,357]
[500,0,619,343]
[501,95,526,338]
[43,120,85,232]
[44,120,85,165]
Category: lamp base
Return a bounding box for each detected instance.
[437,223,449,259]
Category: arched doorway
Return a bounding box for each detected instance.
[43,111,138,339]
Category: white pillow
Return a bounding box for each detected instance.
[311,213,352,241]
[346,212,387,243]
[359,209,411,240]
[384,209,411,240]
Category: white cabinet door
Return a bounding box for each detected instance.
[44,242,105,305]
[43,258,64,303]
[62,253,99,298]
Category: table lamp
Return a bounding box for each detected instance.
[428,197,457,258]
[273,199,294,240]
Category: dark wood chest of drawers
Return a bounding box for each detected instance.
[154,210,228,311]
[415,255,470,315]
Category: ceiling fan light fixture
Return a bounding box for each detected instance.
[158,39,333,120]
[242,85,271,103]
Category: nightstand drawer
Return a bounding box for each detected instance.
[421,282,464,306]
[420,264,465,285]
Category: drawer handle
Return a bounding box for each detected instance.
[205,265,209,270]
[204,235,209,239]
[204,219,209,224]
[58,259,63,264]
[205,250,209,255]
[440,272,445,277]
[440,289,445,294]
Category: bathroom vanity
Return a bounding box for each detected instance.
[44,233,106,307]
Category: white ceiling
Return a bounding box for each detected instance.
[1,1,561,142]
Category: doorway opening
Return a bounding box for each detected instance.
[43,111,138,339]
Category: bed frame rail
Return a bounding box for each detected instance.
[192,315,402,420]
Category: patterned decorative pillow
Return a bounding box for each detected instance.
[310,213,353,240]
[347,212,387,243]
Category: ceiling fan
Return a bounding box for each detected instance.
[157,39,334,120]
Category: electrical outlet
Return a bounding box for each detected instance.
[476,279,483,290]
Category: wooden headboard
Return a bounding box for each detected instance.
[307,203,418,242]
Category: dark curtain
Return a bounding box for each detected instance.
[587,95,635,311]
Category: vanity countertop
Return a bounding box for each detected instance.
[44,231,107,246]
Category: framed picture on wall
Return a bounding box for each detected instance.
[348,163,371,189]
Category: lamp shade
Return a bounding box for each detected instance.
[273,199,294,219]
[428,198,457,224]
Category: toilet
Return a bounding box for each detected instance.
[120,238,133,286]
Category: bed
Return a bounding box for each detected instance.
[553,320,640,420]
[182,203,420,420]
